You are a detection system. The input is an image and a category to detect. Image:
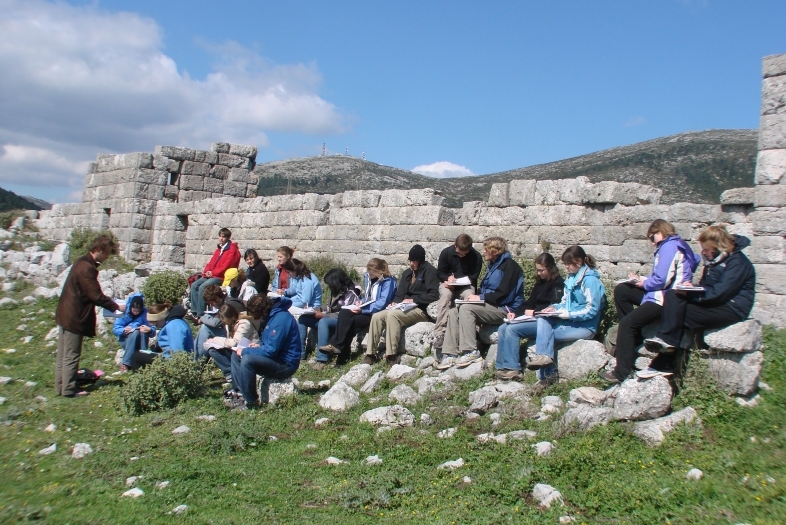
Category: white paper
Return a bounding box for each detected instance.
[451,276,471,286]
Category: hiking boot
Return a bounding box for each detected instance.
[432,334,445,350]
[525,354,554,370]
[363,354,380,366]
[643,337,675,353]
[455,350,483,368]
[311,361,328,371]
[318,344,342,355]
[598,370,621,384]
[385,354,401,367]
[495,369,523,381]
[435,355,457,370]
[636,367,674,379]
[530,375,557,395]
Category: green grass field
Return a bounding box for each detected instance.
[1,296,784,524]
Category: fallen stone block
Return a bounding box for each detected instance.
[632,407,700,446]
[359,405,414,428]
[612,376,672,421]
[705,351,763,396]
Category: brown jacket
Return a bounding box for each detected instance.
[55,253,118,336]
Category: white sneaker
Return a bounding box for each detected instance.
[643,337,675,353]
[435,355,457,370]
[455,350,483,368]
[636,367,674,379]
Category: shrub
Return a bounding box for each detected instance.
[305,255,361,283]
[68,227,119,256]
[142,269,189,306]
[119,352,208,416]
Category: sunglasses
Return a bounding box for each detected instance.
[648,234,657,242]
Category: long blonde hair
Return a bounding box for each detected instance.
[366,258,391,277]
[698,225,736,253]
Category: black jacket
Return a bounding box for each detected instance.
[246,262,270,294]
[394,261,441,310]
[692,235,756,319]
[515,276,565,314]
[436,245,483,288]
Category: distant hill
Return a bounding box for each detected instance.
[0,186,46,212]
[253,129,757,207]
[20,195,52,210]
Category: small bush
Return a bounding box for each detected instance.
[0,210,25,230]
[596,278,617,341]
[119,352,208,416]
[68,227,118,256]
[305,256,361,283]
[142,269,189,306]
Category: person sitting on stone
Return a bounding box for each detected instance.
[319,258,397,366]
[226,294,301,411]
[495,253,564,381]
[599,219,700,384]
[432,234,483,352]
[526,245,606,393]
[189,228,241,318]
[194,284,245,362]
[309,268,362,371]
[244,248,270,295]
[228,268,259,305]
[642,225,755,377]
[207,303,262,382]
[366,245,440,367]
[113,292,155,372]
[280,258,323,358]
[272,246,295,294]
[130,302,194,370]
[436,236,524,370]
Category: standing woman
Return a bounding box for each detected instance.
[272,246,294,294]
[307,268,362,370]
[319,258,397,365]
[495,253,564,381]
[643,225,755,374]
[526,246,606,392]
[599,220,699,383]
[244,249,270,295]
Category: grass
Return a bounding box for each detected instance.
[0,296,785,524]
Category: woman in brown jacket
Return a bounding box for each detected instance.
[54,235,124,397]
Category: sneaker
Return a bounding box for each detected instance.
[455,350,483,368]
[318,344,342,355]
[363,354,380,366]
[643,337,675,353]
[311,361,328,371]
[636,367,674,379]
[525,354,554,370]
[385,354,401,367]
[495,369,523,381]
[598,370,621,384]
[224,396,244,409]
[530,376,557,395]
[435,355,457,370]
[432,334,445,350]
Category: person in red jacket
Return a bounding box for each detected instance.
[189,228,241,317]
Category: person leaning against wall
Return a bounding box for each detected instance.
[55,235,125,397]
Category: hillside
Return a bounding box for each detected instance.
[0,186,45,212]
[253,129,757,207]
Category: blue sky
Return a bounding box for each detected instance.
[0,0,783,202]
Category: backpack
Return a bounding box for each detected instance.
[75,368,103,386]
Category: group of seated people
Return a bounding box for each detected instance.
[114,219,756,407]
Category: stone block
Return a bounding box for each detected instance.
[602,205,670,226]
[90,168,136,187]
[113,227,152,244]
[209,165,229,180]
[179,190,211,202]
[343,190,381,208]
[508,180,536,206]
[301,193,330,211]
[153,230,187,246]
[751,293,786,328]
[705,351,763,396]
[581,181,659,205]
[668,203,720,223]
[755,149,786,185]
[81,187,95,202]
[180,161,210,176]
[153,155,180,173]
[754,185,786,207]
[136,169,167,185]
[95,152,153,172]
[267,194,305,211]
[217,153,252,169]
[246,184,257,198]
[227,168,257,184]
[228,143,258,160]
[87,161,97,174]
[751,208,786,235]
[720,187,755,205]
[108,213,152,230]
[151,244,185,264]
[703,320,762,353]
[762,75,786,115]
[153,215,188,231]
[759,113,786,150]
[379,188,444,207]
[556,340,609,380]
[203,178,224,194]
[154,145,195,161]
[754,264,786,295]
[163,185,178,200]
[609,240,655,263]
[612,376,672,421]
[179,175,204,191]
[632,407,699,446]
[488,183,509,207]
[193,150,218,164]
[763,53,786,78]
[747,235,785,264]
[211,142,230,154]
[223,181,248,197]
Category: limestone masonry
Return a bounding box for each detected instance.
[32,54,786,327]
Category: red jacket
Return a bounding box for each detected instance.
[203,242,241,280]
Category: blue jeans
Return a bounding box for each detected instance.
[534,317,594,380]
[190,277,221,316]
[120,330,149,367]
[209,348,233,377]
[195,323,227,362]
[315,316,338,362]
[495,321,538,371]
[231,352,293,404]
[297,315,320,359]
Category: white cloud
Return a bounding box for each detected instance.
[624,116,647,128]
[412,161,475,179]
[0,0,346,201]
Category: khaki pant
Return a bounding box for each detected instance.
[55,327,83,396]
[368,307,432,356]
[442,303,507,356]
[432,284,474,338]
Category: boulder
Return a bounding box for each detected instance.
[359,371,385,394]
[414,375,452,395]
[478,324,500,345]
[532,483,563,509]
[556,340,609,380]
[468,386,499,414]
[612,376,672,421]
[258,377,298,405]
[568,386,616,407]
[562,406,613,429]
[451,360,485,381]
[703,320,762,353]
[402,322,435,357]
[388,384,421,406]
[359,405,415,428]
[705,351,763,396]
[386,364,418,382]
[632,407,700,446]
[338,364,372,387]
[319,382,360,411]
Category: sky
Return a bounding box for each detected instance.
[0,0,784,203]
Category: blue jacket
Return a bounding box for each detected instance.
[478,252,524,310]
[112,292,155,342]
[642,235,700,306]
[243,296,301,372]
[692,235,756,319]
[360,273,397,314]
[284,272,323,308]
[553,265,606,332]
[158,305,195,357]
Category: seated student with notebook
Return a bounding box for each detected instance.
[280,258,323,358]
[194,284,245,362]
[206,303,261,381]
[598,219,700,383]
[113,292,156,372]
[244,249,270,295]
[129,302,194,370]
[436,236,524,370]
[309,268,362,371]
[495,253,564,381]
[642,225,755,376]
[365,245,440,366]
[525,246,605,393]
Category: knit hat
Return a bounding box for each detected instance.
[408,245,426,264]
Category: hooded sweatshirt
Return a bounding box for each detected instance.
[642,235,701,306]
[157,305,195,357]
[241,296,301,372]
[552,265,606,332]
[112,292,155,341]
[691,235,756,319]
[477,252,525,310]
